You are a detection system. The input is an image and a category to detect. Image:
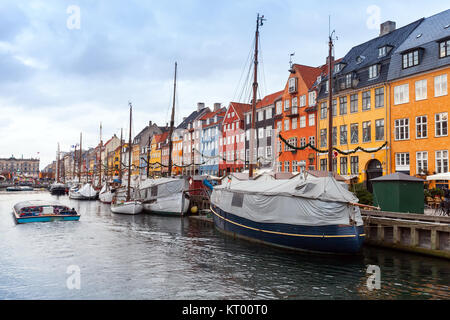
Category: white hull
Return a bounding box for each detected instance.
[111,201,143,215]
[68,183,98,200]
[99,191,113,203]
[143,193,190,215]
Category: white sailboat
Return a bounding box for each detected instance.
[111,102,143,214]
[138,62,190,216]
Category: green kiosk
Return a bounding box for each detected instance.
[371,172,425,214]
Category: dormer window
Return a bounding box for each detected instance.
[368,64,380,79]
[334,64,342,73]
[402,50,420,69]
[356,55,365,64]
[439,39,450,58]
[345,74,352,88]
[325,81,329,93]
[317,75,322,84]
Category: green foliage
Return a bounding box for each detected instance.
[350,183,373,206]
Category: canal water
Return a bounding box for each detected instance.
[0,191,449,300]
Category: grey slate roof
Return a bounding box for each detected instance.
[176,107,209,129]
[388,9,450,81]
[371,172,424,182]
[318,18,423,100]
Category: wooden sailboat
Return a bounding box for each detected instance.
[69,132,98,200]
[98,123,115,204]
[139,62,190,216]
[111,103,143,214]
[209,14,366,254]
[50,142,67,195]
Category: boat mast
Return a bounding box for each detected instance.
[73,144,77,181]
[127,103,133,201]
[98,122,102,187]
[168,62,177,177]
[119,128,123,183]
[56,142,60,183]
[249,14,265,179]
[79,132,82,183]
[327,30,335,173]
[147,135,151,178]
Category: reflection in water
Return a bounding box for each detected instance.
[0,191,448,299]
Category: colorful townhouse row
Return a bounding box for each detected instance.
[57,9,449,190]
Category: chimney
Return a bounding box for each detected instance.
[380,21,396,36]
[213,103,221,111]
[197,102,205,111]
[149,121,152,127]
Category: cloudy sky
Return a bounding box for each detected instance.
[0,0,448,169]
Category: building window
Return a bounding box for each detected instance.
[340,157,348,175]
[378,46,387,58]
[320,129,327,148]
[416,151,428,175]
[375,88,384,108]
[308,91,316,106]
[284,161,290,173]
[368,65,379,79]
[339,96,347,115]
[350,123,359,144]
[277,161,282,172]
[435,112,448,137]
[320,159,327,171]
[258,127,264,139]
[276,101,282,114]
[395,118,409,140]
[340,125,347,145]
[375,119,384,141]
[300,95,306,107]
[345,74,352,88]
[435,74,448,97]
[308,113,315,126]
[394,84,409,105]
[292,97,298,107]
[309,136,315,147]
[395,153,410,172]
[439,39,450,58]
[332,99,337,117]
[350,94,358,113]
[350,156,359,175]
[332,127,337,146]
[300,116,306,128]
[292,118,298,130]
[320,102,327,119]
[362,91,371,110]
[284,99,290,111]
[416,116,427,139]
[362,121,371,143]
[402,50,419,69]
[284,119,290,131]
[436,150,448,173]
[266,146,272,158]
[266,126,272,137]
[415,79,427,101]
[300,137,306,147]
[266,108,272,119]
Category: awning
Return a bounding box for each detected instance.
[426,172,450,181]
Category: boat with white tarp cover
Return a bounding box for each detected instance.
[210,173,365,254]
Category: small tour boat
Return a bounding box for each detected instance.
[13,200,80,223]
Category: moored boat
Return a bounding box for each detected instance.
[210,173,365,254]
[139,177,190,216]
[6,186,34,191]
[111,199,143,214]
[50,182,67,195]
[99,183,115,203]
[13,200,80,223]
[69,183,98,200]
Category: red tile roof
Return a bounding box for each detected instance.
[229,102,252,120]
[256,90,284,109]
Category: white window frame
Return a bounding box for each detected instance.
[434,74,447,97]
[416,151,428,175]
[415,79,427,101]
[435,150,448,174]
[395,153,410,172]
[308,113,315,126]
[416,115,428,139]
[435,112,448,137]
[300,116,306,128]
[394,118,410,141]
[394,84,409,105]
